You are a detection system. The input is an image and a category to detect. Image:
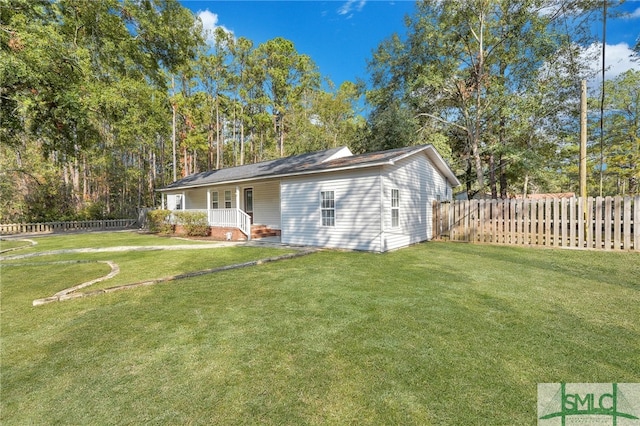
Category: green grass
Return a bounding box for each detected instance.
[1,232,291,293]
[5,248,296,293]
[1,239,639,425]
[0,238,33,252]
[1,230,210,256]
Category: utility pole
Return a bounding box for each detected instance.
[599,0,607,197]
[580,80,589,245]
[580,80,587,199]
[172,75,177,183]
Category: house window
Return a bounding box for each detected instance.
[391,189,399,227]
[175,195,183,210]
[321,191,335,227]
[224,190,232,208]
[211,192,219,209]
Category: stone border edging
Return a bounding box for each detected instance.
[54,261,120,296]
[32,249,316,306]
[0,238,38,254]
[2,259,120,305]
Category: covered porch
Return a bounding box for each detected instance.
[161,180,281,241]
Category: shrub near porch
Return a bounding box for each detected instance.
[147,210,250,240]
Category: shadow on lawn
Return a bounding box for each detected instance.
[434,243,639,290]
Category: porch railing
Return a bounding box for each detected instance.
[175,209,251,239]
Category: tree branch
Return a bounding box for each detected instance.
[0,169,43,185]
[416,112,468,132]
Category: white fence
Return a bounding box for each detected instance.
[0,219,138,235]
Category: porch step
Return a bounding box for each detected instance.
[251,225,280,239]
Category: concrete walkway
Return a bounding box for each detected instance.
[0,238,316,306]
[1,234,317,306]
[0,238,38,255]
[30,248,316,306]
[0,242,243,261]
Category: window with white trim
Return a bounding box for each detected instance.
[391,189,399,227]
[175,194,183,210]
[224,190,232,208]
[321,191,335,227]
[211,191,219,209]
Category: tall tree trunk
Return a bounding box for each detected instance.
[232,106,237,166]
[499,155,508,199]
[497,59,507,199]
[489,153,497,198]
[471,6,486,195]
[193,149,197,174]
[62,157,69,187]
[182,146,188,178]
[470,132,484,194]
[240,105,245,166]
[149,147,156,206]
[172,76,177,182]
[466,159,473,196]
[280,130,285,157]
[208,96,215,170]
[280,113,285,157]
[72,143,81,211]
[137,151,143,209]
[82,153,88,201]
[216,96,221,169]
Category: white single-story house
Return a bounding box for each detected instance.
[158,144,460,252]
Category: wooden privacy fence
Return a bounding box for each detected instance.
[433,196,639,251]
[0,219,137,235]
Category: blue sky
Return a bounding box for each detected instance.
[181,0,640,88]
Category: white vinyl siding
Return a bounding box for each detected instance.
[381,153,451,251]
[251,180,281,229]
[173,186,237,210]
[281,169,382,252]
[185,190,206,209]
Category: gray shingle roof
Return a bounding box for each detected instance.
[160,144,459,191]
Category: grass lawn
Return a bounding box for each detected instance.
[1,237,639,425]
[2,230,210,255]
[0,238,33,252]
[1,232,294,294]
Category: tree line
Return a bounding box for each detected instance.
[1,0,365,222]
[365,0,639,199]
[1,0,638,223]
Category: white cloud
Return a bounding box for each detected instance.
[338,0,366,16]
[583,42,638,83]
[622,7,640,19]
[197,10,233,45]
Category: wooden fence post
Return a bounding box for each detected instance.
[634,196,639,251]
[623,196,631,250]
[614,196,621,251]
